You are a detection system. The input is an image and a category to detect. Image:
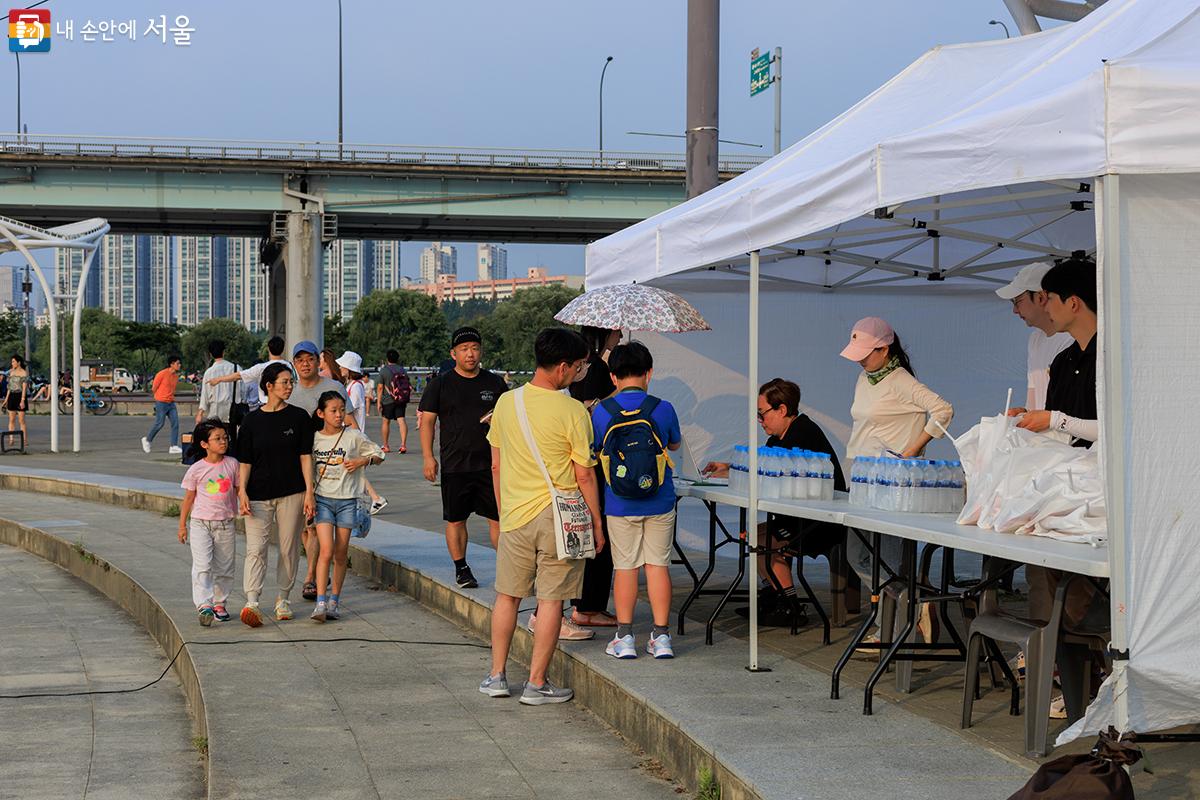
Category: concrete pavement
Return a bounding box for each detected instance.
[0,489,682,800]
[0,542,204,799]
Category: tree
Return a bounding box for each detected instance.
[443,297,498,330]
[475,285,582,371]
[324,315,351,356]
[0,310,25,365]
[34,307,125,375]
[121,322,182,379]
[180,318,262,372]
[346,290,449,367]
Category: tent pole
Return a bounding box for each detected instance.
[746,249,767,672]
[1099,174,1130,734]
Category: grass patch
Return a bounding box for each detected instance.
[73,538,97,565]
[191,736,208,756]
[163,503,181,518]
[695,766,720,800]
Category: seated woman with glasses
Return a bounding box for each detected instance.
[703,378,846,627]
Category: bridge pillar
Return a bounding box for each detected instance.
[282,211,324,349]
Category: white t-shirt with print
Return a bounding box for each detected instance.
[312,427,384,499]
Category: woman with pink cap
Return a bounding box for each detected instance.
[840,316,953,642]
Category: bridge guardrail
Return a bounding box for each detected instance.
[0,134,767,173]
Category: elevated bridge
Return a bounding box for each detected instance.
[0,134,764,243]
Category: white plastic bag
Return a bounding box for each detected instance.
[952,415,1106,545]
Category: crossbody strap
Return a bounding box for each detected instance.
[317,428,347,481]
[512,386,558,497]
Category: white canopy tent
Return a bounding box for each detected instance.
[0,215,110,453]
[586,0,1200,744]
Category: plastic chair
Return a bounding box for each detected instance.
[961,566,1076,757]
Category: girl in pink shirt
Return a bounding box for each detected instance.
[179,420,240,626]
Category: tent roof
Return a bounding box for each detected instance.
[586,0,1200,290]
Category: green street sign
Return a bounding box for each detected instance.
[751,49,771,96]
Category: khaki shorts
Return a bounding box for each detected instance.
[495,505,586,601]
[606,511,677,571]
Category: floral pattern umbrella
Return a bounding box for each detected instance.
[554,284,711,333]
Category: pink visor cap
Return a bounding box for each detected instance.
[840,317,895,362]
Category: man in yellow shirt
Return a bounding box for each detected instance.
[480,329,604,705]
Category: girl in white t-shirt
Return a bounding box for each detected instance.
[179,420,240,627]
[310,391,384,621]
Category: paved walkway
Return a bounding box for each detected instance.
[0,490,681,800]
[0,542,204,799]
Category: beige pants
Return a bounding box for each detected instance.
[243,493,305,605]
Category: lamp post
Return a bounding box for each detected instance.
[599,56,613,160]
[337,0,344,156]
[14,52,21,135]
[989,19,1012,38]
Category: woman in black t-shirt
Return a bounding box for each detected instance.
[235,363,315,627]
[703,378,848,626]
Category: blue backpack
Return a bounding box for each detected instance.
[598,396,673,499]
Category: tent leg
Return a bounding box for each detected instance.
[1098,175,1131,734]
[746,249,769,673]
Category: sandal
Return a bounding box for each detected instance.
[570,610,618,627]
[382,445,391,453]
[398,446,407,454]
[301,581,317,601]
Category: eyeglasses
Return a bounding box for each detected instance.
[756,406,776,421]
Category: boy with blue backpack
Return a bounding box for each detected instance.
[591,342,682,660]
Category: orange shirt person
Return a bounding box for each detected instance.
[142,356,184,455]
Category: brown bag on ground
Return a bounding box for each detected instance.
[1006,727,1141,800]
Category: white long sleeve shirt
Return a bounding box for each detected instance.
[846,368,954,461]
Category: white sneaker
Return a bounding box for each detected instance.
[141,437,151,453]
[605,634,637,659]
[310,601,327,622]
[646,633,675,659]
[369,497,388,515]
[168,445,183,455]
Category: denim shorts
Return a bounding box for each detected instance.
[314,495,358,528]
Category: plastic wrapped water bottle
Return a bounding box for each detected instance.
[849,457,864,505]
[818,453,835,501]
[730,445,747,493]
[950,460,966,512]
[918,460,938,513]
[896,459,913,512]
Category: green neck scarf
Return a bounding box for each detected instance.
[866,356,901,386]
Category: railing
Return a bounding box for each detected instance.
[0,133,767,173]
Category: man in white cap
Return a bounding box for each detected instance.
[995,263,1073,416]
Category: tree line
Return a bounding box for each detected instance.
[1,285,581,378]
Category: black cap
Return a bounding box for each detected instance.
[451,326,482,347]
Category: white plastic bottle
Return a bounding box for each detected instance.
[849,457,863,505]
[820,454,835,501]
[803,451,820,501]
[731,445,746,493]
[919,460,937,513]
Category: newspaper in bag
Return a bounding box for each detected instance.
[512,386,596,560]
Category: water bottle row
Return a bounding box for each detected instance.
[728,445,836,501]
[848,456,965,513]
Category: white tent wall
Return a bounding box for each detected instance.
[637,274,1024,466]
[1061,172,1200,743]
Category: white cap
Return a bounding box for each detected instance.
[995,262,1054,300]
[335,350,363,374]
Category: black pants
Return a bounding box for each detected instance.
[571,465,613,613]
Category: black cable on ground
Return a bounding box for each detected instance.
[0,636,490,700]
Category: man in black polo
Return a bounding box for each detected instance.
[1015,255,1103,723]
[418,327,508,588]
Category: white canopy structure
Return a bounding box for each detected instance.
[0,215,109,453]
[586,0,1200,744]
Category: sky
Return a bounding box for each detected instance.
[1,0,1044,285]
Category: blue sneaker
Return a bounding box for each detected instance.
[646,633,675,659]
[479,672,510,698]
[212,604,231,622]
[605,634,637,659]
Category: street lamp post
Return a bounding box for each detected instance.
[989,19,1012,38]
[338,0,344,156]
[599,56,613,160]
[14,53,21,135]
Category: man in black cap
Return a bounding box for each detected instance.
[418,327,509,588]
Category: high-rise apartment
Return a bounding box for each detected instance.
[226,237,268,332]
[372,240,401,292]
[419,242,457,284]
[175,236,228,327]
[323,240,376,319]
[476,243,508,281]
[54,247,102,309]
[100,235,144,322]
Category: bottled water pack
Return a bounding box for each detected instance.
[728,445,836,502]
[847,456,965,514]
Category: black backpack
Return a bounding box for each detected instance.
[598,396,672,499]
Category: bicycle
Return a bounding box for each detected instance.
[59,386,114,416]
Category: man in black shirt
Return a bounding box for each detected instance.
[1015,256,1104,723]
[418,327,508,588]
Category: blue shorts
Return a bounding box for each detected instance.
[314,496,357,528]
